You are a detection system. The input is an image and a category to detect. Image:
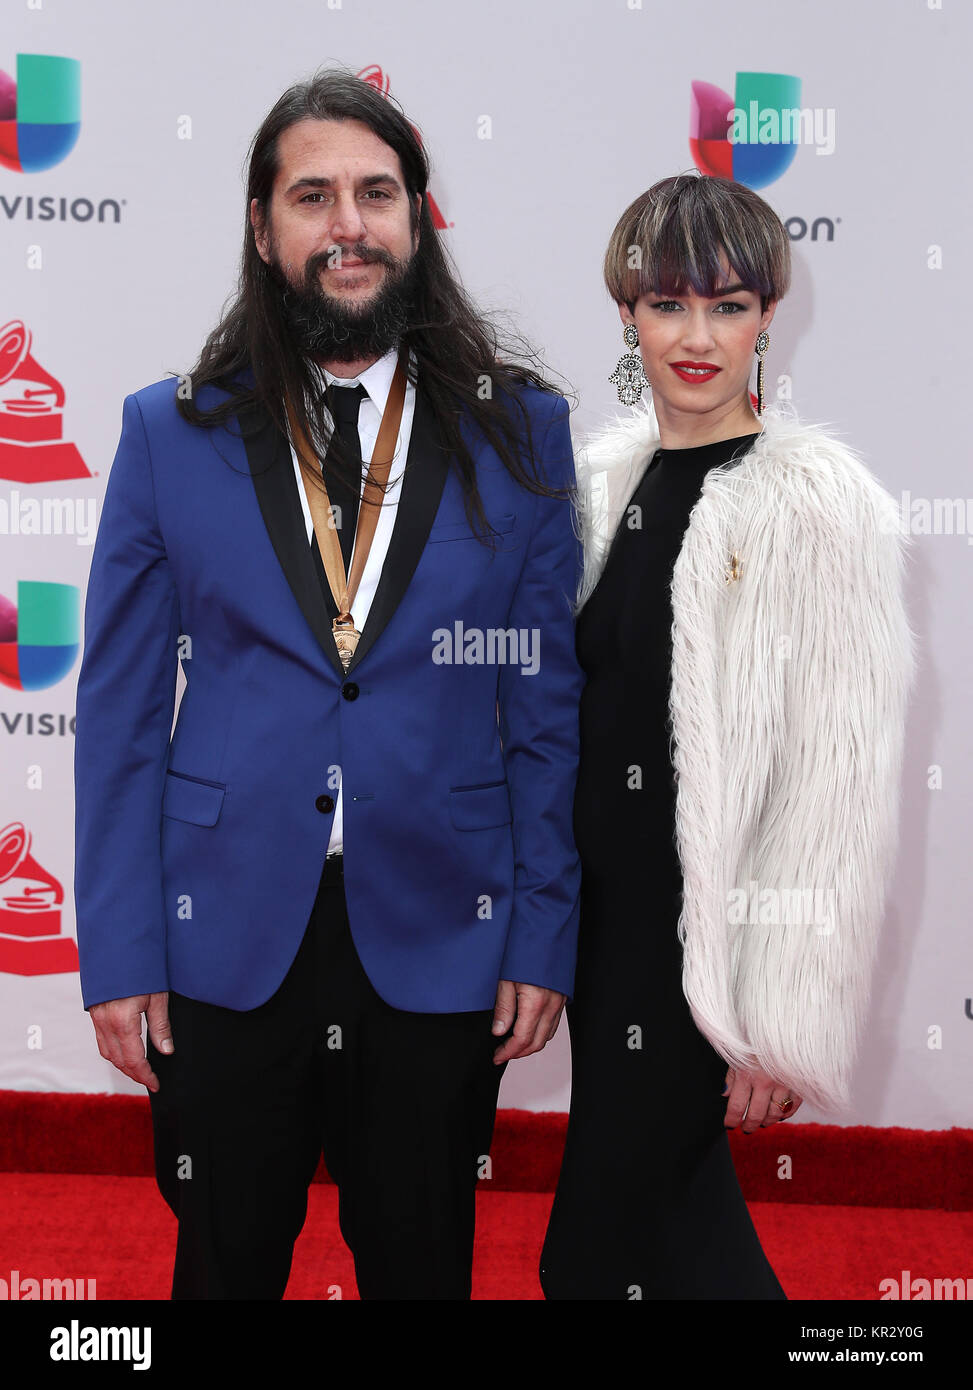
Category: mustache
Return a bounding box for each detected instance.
[271,240,417,362]
[304,242,398,280]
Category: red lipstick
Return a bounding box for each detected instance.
[670,361,721,383]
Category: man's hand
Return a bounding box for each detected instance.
[491,980,565,1064]
[88,992,173,1093]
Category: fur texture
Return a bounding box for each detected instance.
[572,397,917,1112]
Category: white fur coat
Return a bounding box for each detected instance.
[572,397,916,1113]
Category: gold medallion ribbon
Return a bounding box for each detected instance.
[286,345,409,670]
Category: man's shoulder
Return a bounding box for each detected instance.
[476,378,569,449]
[497,377,567,422]
[126,375,179,414]
[124,370,250,432]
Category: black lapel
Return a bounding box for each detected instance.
[241,397,347,681]
[240,381,449,680]
[345,384,449,674]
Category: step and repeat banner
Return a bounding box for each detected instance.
[0,0,968,1127]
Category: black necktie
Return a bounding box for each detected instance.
[318,382,366,576]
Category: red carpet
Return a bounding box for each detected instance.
[2,1173,971,1300]
[1,1093,971,1300]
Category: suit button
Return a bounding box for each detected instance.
[342,682,359,701]
[315,794,335,814]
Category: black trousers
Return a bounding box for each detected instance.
[147,856,508,1300]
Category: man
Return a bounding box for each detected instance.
[73,70,582,1300]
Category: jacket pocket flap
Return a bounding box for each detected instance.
[428,512,516,543]
[448,781,512,830]
[162,771,226,826]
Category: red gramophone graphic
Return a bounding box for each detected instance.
[357,65,449,230]
[0,319,90,482]
[0,821,78,974]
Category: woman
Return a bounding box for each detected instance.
[539,174,915,1300]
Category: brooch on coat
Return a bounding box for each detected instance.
[725,551,743,584]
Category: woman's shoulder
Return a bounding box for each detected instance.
[573,397,903,539]
[575,397,883,495]
[573,399,661,484]
[746,403,902,534]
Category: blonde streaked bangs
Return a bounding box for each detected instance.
[604,173,791,311]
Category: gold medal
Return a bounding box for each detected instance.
[332,612,361,671]
[286,345,409,673]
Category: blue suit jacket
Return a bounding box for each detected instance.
[74,370,584,1012]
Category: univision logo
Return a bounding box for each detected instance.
[691,71,811,189]
[0,53,80,174]
[0,581,79,691]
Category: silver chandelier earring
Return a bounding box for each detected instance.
[609,323,651,407]
[754,330,770,415]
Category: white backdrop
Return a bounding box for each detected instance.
[1,0,969,1129]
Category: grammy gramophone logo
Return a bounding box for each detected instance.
[0,319,89,482]
[357,64,450,230]
[0,821,77,975]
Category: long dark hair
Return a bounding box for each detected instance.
[176,67,572,538]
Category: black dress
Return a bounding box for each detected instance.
[539,431,787,1301]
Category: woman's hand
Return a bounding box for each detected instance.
[723,1066,803,1133]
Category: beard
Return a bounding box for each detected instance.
[269,239,418,364]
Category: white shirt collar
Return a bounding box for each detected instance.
[316,344,402,414]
